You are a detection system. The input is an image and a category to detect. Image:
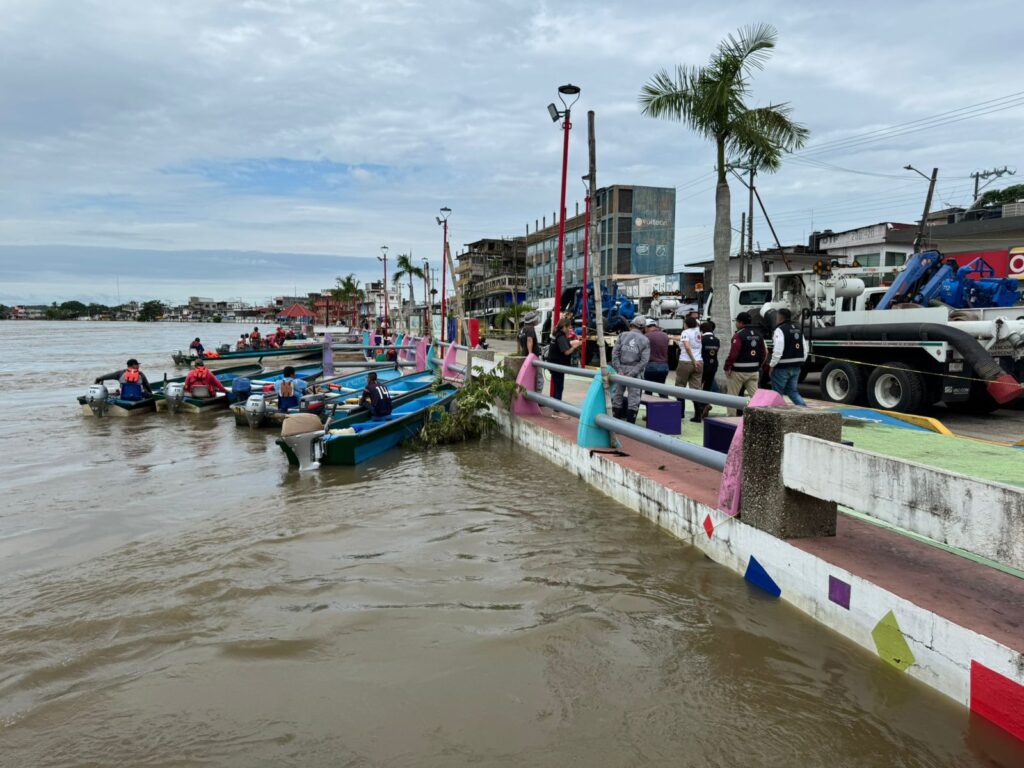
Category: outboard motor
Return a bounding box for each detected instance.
[230,377,252,404]
[85,383,110,416]
[278,413,326,470]
[218,343,231,355]
[164,381,186,414]
[244,393,269,428]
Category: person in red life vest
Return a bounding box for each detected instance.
[274,327,287,346]
[249,326,262,349]
[183,359,227,397]
[94,358,152,400]
[189,337,205,358]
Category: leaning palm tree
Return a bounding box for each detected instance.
[639,23,808,334]
[392,253,425,334]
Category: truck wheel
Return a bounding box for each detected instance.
[866,363,924,413]
[820,361,865,405]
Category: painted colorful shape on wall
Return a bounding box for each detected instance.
[970,660,1024,742]
[871,610,915,671]
[744,556,781,598]
[828,575,851,609]
[702,515,714,539]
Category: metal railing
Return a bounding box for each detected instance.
[514,356,751,472]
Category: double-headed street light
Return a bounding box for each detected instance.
[436,206,451,341]
[378,245,389,331]
[547,83,580,332]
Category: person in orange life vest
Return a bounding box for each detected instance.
[249,326,262,349]
[274,327,287,346]
[184,359,227,396]
[189,337,205,357]
[274,365,308,411]
[94,358,152,400]
[236,333,249,351]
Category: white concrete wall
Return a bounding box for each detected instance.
[783,434,1024,572]
[493,409,1024,717]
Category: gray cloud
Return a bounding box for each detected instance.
[0,0,1021,298]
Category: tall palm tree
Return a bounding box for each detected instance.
[334,273,360,329]
[639,23,808,334]
[392,253,425,333]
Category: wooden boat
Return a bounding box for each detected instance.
[153,364,264,414]
[171,344,322,367]
[235,368,434,428]
[277,385,456,468]
[78,363,262,417]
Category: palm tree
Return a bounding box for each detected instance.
[639,23,808,333]
[334,273,360,329]
[392,253,425,333]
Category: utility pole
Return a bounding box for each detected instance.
[738,211,746,279]
[913,168,938,253]
[586,110,608,372]
[747,166,755,282]
[970,166,1015,203]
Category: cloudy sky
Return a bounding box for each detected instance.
[1,0,1022,304]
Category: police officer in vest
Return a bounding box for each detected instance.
[723,312,767,415]
[611,315,651,423]
[769,307,809,405]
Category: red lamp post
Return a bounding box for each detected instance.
[436,206,451,342]
[547,84,580,332]
[378,245,389,332]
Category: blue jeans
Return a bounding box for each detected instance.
[771,366,806,406]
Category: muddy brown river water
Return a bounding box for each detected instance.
[0,321,1020,766]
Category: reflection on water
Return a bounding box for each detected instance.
[0,322,1020,767]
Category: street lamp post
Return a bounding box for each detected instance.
[422,258,431,337]
[436,207,451,342]
[581,175,591,365]
[547,83,580,333]
[378,245,389,332]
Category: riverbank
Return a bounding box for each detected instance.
[489,352,1024,749]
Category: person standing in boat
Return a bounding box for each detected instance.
[249,327,262,349]
[359,372,393,418]
[274,365,308,412]
[189,337,205,358]
[94,358,153,400]
[183,359,227,397]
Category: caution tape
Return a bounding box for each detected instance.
[809,352,1023,390]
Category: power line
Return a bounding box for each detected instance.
[796,91,1024,159]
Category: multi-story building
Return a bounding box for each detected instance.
[455,237,527,319]
[526,184,676,302]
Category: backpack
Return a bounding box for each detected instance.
[279,378,295,398]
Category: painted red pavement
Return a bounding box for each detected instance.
[522,406,1024,656]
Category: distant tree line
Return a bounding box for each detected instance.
[1,299,167,321]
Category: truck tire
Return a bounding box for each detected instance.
[819,361,865,405]
[866,363,925,413]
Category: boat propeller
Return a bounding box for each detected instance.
[85,383,111,417]
[244,393,269,428]
[164,381,186,414]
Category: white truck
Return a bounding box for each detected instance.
[714,264,1024,414]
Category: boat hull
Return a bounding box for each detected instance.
[77,398,157,417]
[172,346,322,367]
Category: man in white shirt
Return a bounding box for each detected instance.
[769,308,809,405]
[673,315,704,421]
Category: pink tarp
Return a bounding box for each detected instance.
[717,389,786,517]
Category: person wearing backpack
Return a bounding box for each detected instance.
[611,315,651,423]
[274,365,308,411]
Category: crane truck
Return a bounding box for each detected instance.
[716,252,1023,413]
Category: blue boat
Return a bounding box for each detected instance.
[233,367,410,428]
[277,385,456,467]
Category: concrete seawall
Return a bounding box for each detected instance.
[493,407,1024,742]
